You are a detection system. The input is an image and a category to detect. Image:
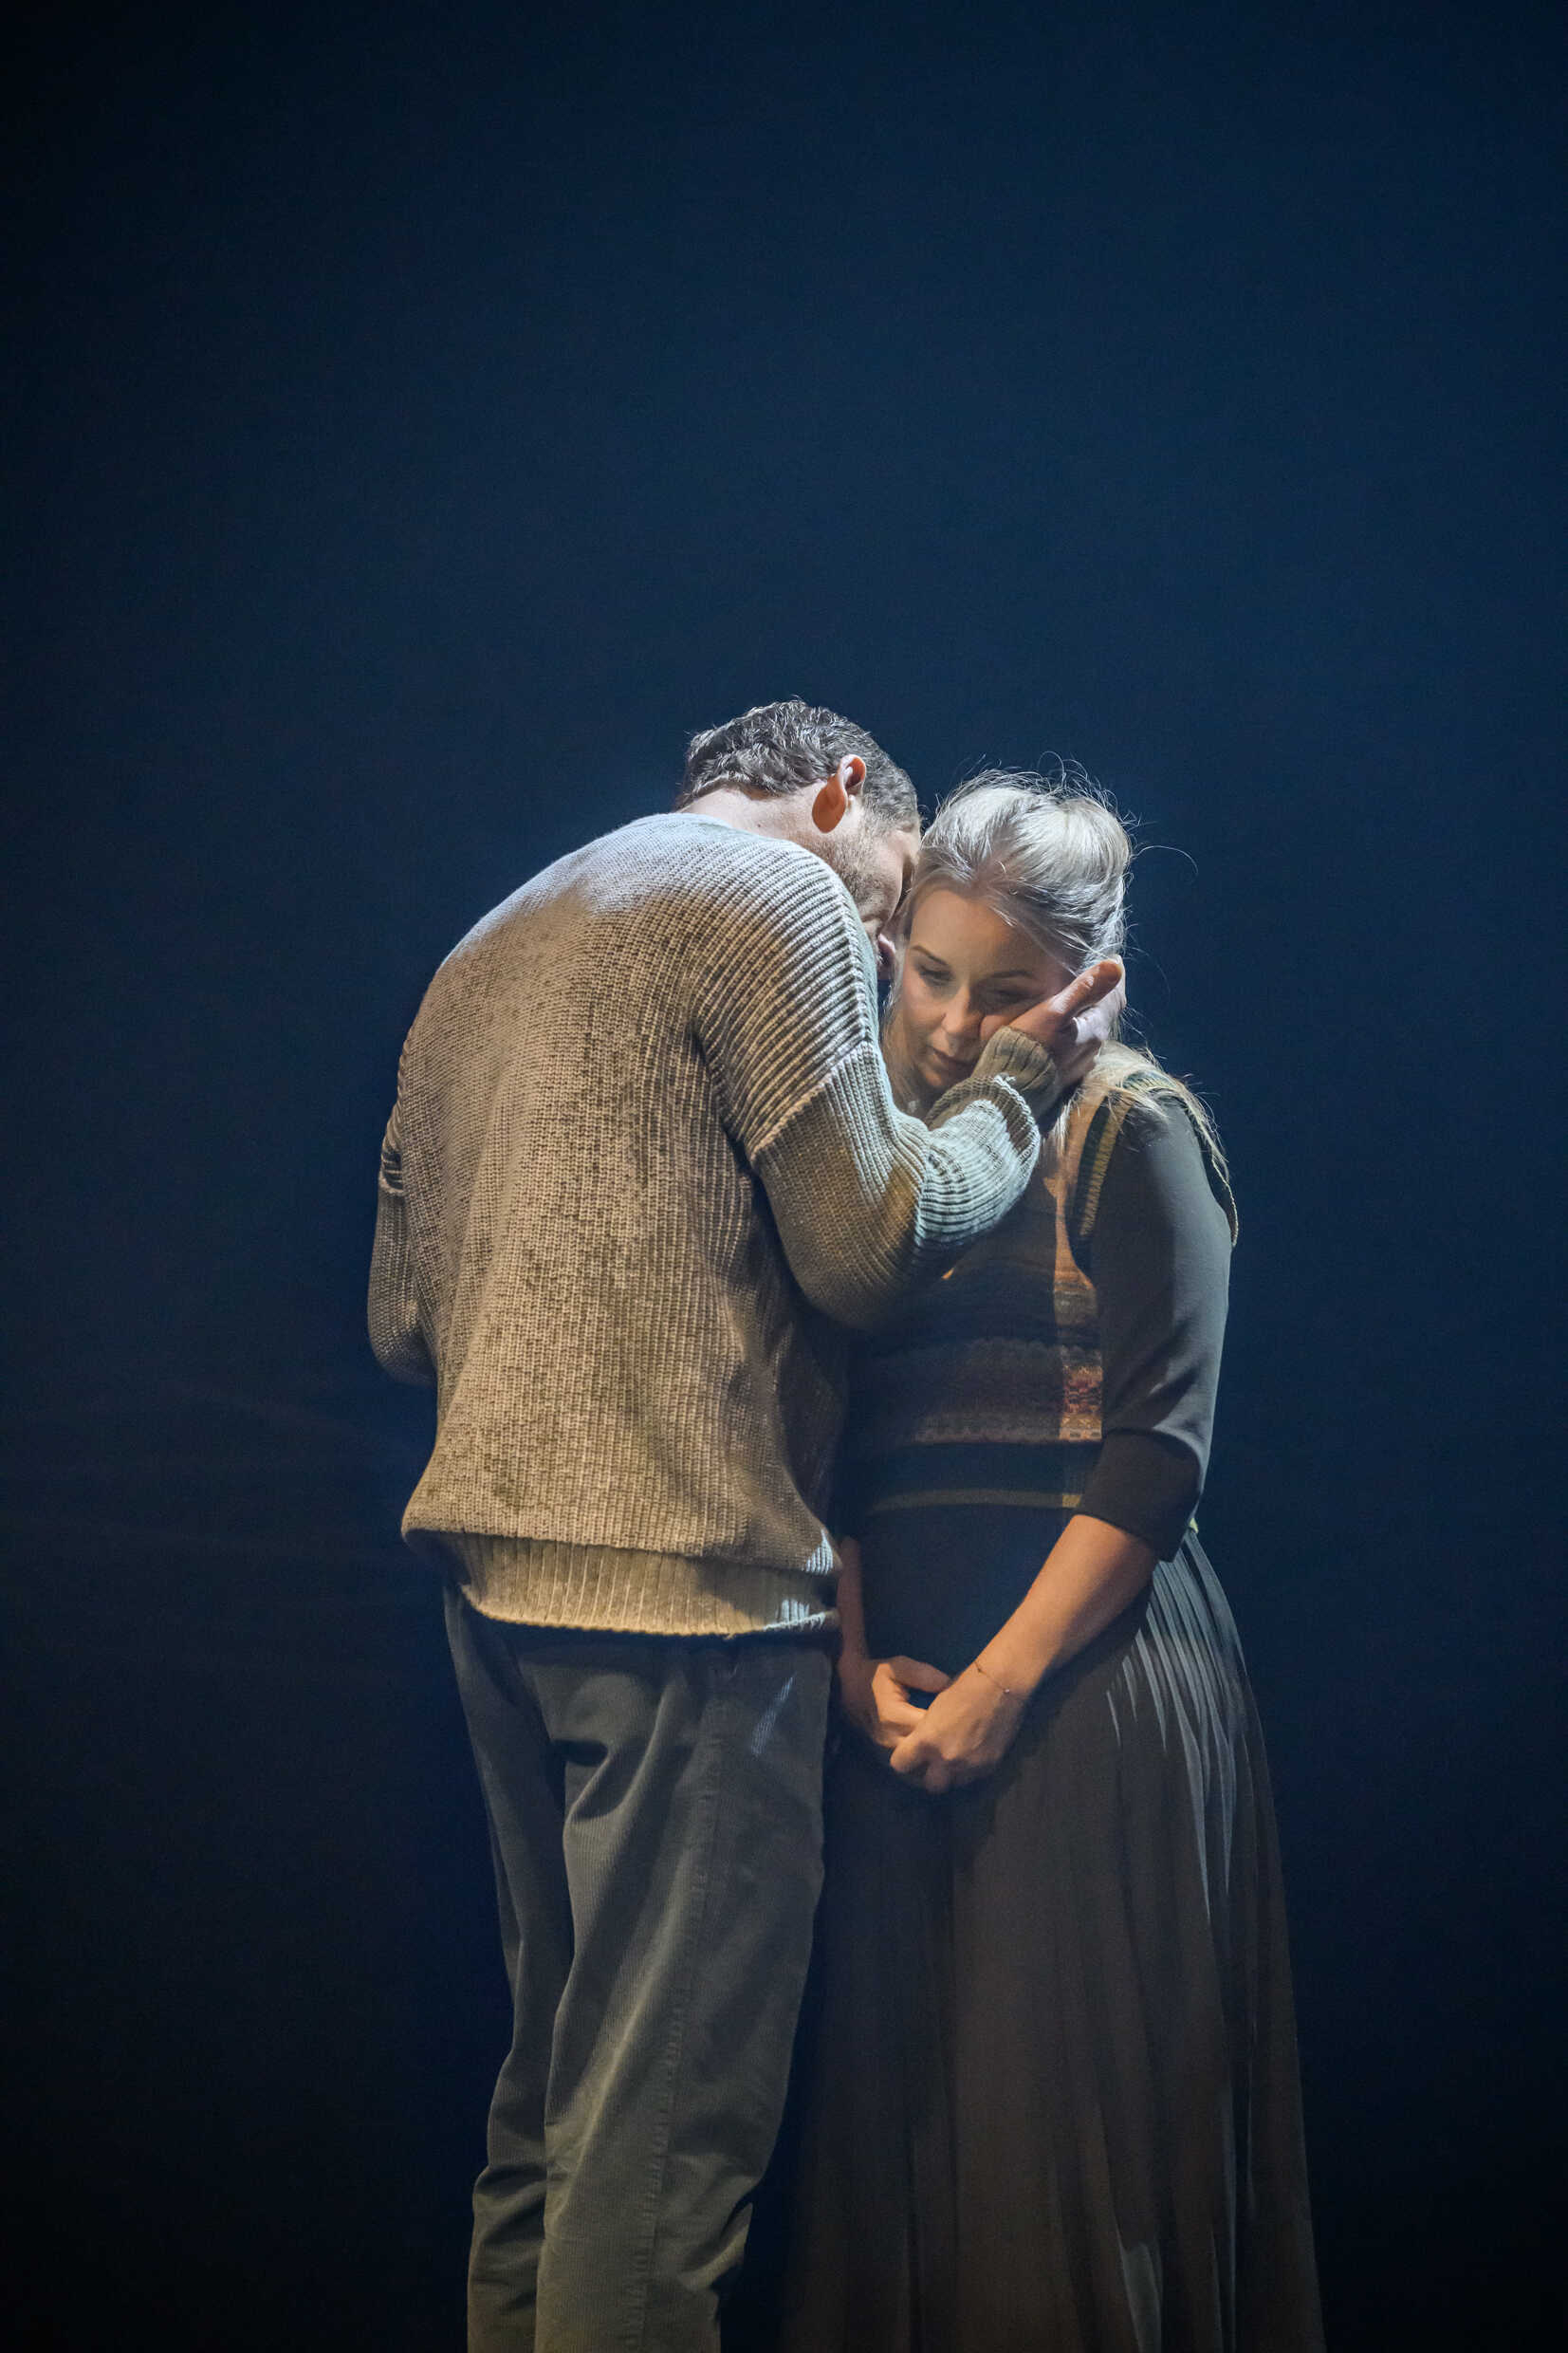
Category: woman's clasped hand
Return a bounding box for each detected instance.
[839,1640,1028,1794]
[889,1658,1030,1793]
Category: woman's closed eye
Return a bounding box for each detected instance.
[911,956,952,991]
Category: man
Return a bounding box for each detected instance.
[368,698,1121,2351]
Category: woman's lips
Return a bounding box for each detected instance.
[925,1047,976,1084]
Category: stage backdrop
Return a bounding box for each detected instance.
[4,5,1563,2346]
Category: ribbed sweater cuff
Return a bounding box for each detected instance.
[438,1532,839,1638]
[932,1029,1064,1124]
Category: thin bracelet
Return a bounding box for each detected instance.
[970,1657,1016,1696]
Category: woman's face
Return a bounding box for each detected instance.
[891,886,1073,1098]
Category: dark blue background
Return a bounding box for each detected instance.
[4,4,1563,2344]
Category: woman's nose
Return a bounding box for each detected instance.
[941,995,981,1040]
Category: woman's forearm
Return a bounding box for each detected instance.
[977,1513,1156,1695]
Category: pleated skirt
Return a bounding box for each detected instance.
[764,1530,1324,2353]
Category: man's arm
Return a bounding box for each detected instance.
[702,857,1120,1327]
[367,1099,435,1385]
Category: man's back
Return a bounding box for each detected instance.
[372,811,882,1631]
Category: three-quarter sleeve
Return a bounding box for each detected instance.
[1074,1100,1234,1557]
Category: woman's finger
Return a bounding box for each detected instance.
[887,1655,951,1695]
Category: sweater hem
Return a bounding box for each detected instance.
[431,1530,839,1638]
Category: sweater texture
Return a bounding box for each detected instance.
[368,813,1064,1635]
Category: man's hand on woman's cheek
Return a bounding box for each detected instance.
[998,957,1126,1085]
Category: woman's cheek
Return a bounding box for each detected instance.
[902,985,936,1043]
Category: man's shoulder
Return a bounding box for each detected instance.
[524,821,858,987]
[461,814,847,937]
[596,812,852,915]
[414,815,862,1036]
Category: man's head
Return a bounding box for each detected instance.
[676,698,920,975]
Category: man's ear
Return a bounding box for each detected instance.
[809,754,866,835]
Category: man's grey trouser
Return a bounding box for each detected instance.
[444,1583,832,2353]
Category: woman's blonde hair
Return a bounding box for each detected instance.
[893,764,1228,1181]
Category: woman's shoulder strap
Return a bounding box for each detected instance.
[1060,1055,1238,1268]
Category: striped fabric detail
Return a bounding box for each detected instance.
[1065,1090,1125,1268]
[862,1487,1085,1515]
[844,1065,1151,1515]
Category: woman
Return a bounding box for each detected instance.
[774,773,1323,2353]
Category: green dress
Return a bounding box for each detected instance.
[768,1071,1324,2353]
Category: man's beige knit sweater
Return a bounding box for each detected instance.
[368,812,1063,1635]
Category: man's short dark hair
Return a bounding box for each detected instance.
[677,698,917,831]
